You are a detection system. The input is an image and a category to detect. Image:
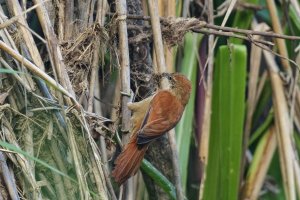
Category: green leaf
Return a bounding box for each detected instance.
[289,5,300,31]
[202,44,247,200]
[0,68,27,75]
[230,0,259,44]
[175,32,202,193]
[141,159,176,200]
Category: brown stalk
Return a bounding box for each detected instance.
[116,0,133,198]
[241,23,270,195]
[264,50,296,200]
[0,0,48,30]
[199,1,215,200]
[244,22,269,139]
[6,0,46,71]
[32,0,75,101]
[242,126,277,200]
[116,0,131,136]
[158,0,176,72]
[266,0,291,73]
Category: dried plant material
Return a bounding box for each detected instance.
[161,17,205,47]
[61,23,109,95]
[0,92,9,104]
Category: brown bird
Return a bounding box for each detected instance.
[112,73,192,184]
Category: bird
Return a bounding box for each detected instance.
[112,72,192,184]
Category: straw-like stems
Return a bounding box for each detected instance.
[116,0,133,198]
[2,118,42,199]
[157,0,176,72]
[32,0,75,100]
[264,50,296,200]
[0,58,31,91]
[266,0,291,73]
[147,0,166,73]
[244,23,268,139]
[65,119,90,199]
[92,4,117,195]
[116,0,131,135]
[0,41,76,102]
[168,128,184,200]
[198,1,214,200]
[241,23,269,189]
[50,140,76,199]
[5,0,45,71]
[47,158,68,199]
[64,0,74,40]
[38,173,56,198]
[242,126,277,200]
[0,152,19,200]
[94,79,117,200]
[88,0,108,112]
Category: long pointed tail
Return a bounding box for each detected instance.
[112,136,148,184]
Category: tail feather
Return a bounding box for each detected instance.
[112,137,148,184]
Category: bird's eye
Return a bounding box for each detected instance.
[168,76,172,81]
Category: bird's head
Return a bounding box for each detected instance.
[161,72,192,106]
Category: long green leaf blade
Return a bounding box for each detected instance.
[175,32,202,193]
[202,44,247,200]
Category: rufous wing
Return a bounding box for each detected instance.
[137,90,184,144]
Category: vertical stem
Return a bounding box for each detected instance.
[116,0,131,134]
[147,0,166,73]
[266,0,291,73]
[116,0,132,199]
[264,50,296,200]
[33,0,76,100]
[199,0,214,199]
[88,0,107,112]
[148,1,183,199]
